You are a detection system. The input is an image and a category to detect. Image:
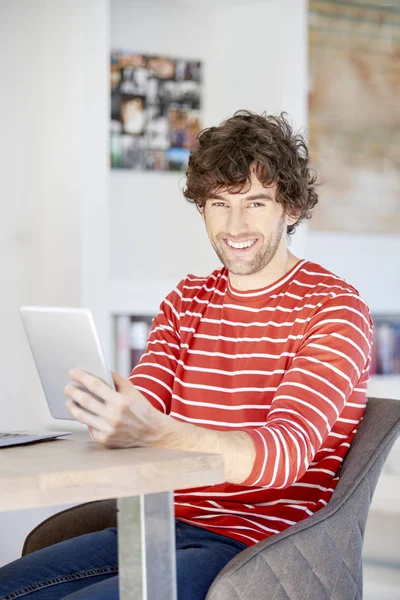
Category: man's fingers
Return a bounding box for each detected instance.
[64,385,109,416]
[68,369,115,403]
[66,399,114,433]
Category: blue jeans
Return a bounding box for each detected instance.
[0,521,246,600]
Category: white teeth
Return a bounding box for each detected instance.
[227,239,256,249]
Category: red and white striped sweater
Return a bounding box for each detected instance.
[130,259,373,547]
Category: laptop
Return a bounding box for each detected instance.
[1,307,114,448]
[0,431,72,448]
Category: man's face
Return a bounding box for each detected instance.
[201,171,293,278]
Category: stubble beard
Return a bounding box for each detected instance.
[212,214,286,277]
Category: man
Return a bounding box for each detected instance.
[0,111,373,599]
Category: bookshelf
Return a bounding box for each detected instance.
[113,313,155,377]
[112,311,400,399]
[370,315,400,375]
[367,313,400,401]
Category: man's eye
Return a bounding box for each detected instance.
[211,202,227,207]
[249,202,264,208]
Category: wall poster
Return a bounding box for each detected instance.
[110,51,202,172]
[308,0,400,233]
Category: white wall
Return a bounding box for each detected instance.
[205,0,308,267]
[109,0,218,296]
[0,0,110,430]
[0,0,109,566]
[109,0,308,313]
[0,0,83,432]
[306,232,400,314]
[0,0,397,572]
[0,0,309,565]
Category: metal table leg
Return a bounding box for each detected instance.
[117,491,177,600]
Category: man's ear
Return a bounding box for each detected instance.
[198,204,205,221]
[286,208,300,228]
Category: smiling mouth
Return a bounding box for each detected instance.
[225,238,258,251]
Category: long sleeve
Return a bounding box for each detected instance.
[240,294,373,489]
[128,282,183,414]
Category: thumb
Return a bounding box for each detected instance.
[111,371,134,393]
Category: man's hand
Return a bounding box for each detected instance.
[65,369,165,448]
[65,369,256,484]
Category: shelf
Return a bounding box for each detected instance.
[367,376,400,400]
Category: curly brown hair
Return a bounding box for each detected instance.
[183,110,319,235]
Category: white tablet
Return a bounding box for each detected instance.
[20,307,115,420]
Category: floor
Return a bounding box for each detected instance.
[361,446,400,599]
[362,499,400,599]
[363,563,400,599]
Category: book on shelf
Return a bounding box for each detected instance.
[370,316,400,376]
[114,314,154,377]
[113,313,400,379]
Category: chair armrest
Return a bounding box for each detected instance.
[22,499,117,556]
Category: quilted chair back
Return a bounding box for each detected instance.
[206,397,400,600]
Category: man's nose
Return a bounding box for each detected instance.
[226,207,248,236]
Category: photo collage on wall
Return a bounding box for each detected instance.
[110,51,202,171]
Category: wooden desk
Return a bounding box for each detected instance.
[0,433,225,599]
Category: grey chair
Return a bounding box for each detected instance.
[206,396,400,600]
[23,397,400,600]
